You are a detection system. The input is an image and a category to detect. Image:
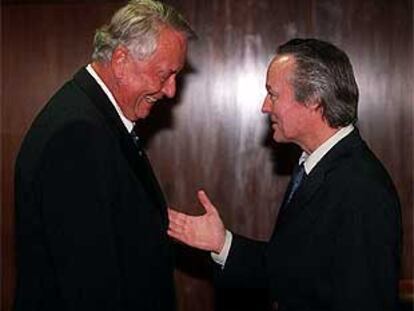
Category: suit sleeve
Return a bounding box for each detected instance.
[38,121,123,310]
[331,181,401,311]
[215,233,269,290]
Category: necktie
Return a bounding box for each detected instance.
[130,128,144,156]
[285,163,305,206]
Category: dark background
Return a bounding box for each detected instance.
[2,0,413,310]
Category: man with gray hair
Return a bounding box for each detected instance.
[14,1,193,310]
[168,39,401,310]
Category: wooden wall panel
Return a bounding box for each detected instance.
[2,1,413,311]
[0,10,3,310]
[159,0,313,240]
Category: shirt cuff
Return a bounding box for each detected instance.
[211,230,233,268]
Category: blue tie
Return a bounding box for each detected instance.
[285,163,305,206]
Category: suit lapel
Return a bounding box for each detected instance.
[275,171,324,227]
[275,129,364,227]
[72,67,166,211]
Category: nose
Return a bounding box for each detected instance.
[261,95,271,114]
[161,76,177,98]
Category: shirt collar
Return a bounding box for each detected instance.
[300,124,354,174]
[86,64,134,133]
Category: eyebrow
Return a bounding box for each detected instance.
[159,69,177,77]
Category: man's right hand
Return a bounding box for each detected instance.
[167,190,226,254]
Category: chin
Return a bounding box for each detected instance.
[136,114,149,120]
[273,133,287,143]
[136,109,152,120]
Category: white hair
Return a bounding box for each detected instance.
[92,0,194,62]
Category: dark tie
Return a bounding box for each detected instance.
[285,163,305,206]
[130,128,144,156]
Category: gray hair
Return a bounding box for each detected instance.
[92,0,195,62]
[277,38,359,128]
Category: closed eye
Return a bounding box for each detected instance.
[266,85,279,101]
[159,70,178,84]
[268,91,278,101]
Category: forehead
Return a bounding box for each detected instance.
[267,55,296,86]
[152,26,187,64]
[158,26,187,49]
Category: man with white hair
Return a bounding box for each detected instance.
[14,1,194,310]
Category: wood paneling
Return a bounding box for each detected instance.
[2,1,413,310]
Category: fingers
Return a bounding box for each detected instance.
[167,208,195,242]
[168,208,187,226]
[167,214,192,247]
[167,228,184,242]
[168,229,192,247]
[197,190,217,214]
[167,216,187,244]
[167,207,182,218]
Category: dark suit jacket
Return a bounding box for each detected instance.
[14,68,175,311]
[217,129,402,311]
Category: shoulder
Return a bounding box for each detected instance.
[324,135,393,189]
[319,139,399,212]
[17,107,116,182]
[37,79,102,127]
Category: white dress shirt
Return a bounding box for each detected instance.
[86,64,134,132]
[212,124,355,267]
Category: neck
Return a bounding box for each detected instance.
[91,61,130,119]
[300,125,340,154]
[91,61,113,89]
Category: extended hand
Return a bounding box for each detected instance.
[168,190,226,253]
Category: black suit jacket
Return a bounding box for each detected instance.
[14,68,175,311]
[217,129,402,311]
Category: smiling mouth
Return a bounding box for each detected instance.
[145,95,158,104]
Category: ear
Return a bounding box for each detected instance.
[111,45,129,79]
[306,97,323,114]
